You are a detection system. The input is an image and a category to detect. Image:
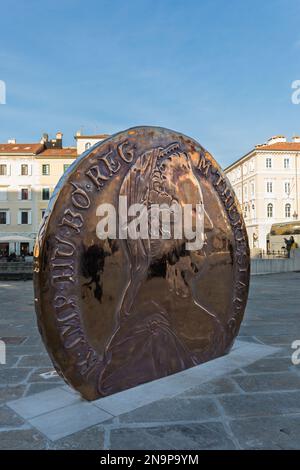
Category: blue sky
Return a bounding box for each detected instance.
[0,0,299,167]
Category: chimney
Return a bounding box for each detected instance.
[55,131,63,149]
[292,136,300,143]
[8,138,16,144]
[267,135,286,145]
[40,133,49,144]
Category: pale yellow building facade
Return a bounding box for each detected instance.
[0,134,77,256]
[225,136,300,251]
[0,131,110,256]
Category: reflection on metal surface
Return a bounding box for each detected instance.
[34,126,250,400]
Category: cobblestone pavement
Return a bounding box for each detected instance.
[0,273,300,450]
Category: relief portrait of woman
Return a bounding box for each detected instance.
[89,142,235,395]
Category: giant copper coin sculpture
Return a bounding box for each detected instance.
[34,126,250,400]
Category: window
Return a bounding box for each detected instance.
[42,188,50,200]
[21,188,29,200]
[41,210,46,219]
[85,142,91,150]
[0,211,7,224]
[244,186,248,200]
[0,164,7,176]
[266,158,272,168]
[18,211,31,225]
[284,182,290,195]
[42,164,50,176]
[285,203,291,218]
[21,164,28,175]
[284,158,290,169]
[251,182,255,197]
[21,211,28,224]
[266,181,273,193]
[63,164,71,173]
[267,203,273,218]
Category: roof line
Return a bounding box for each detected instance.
[224,148,255,171]
[224,146,300,171]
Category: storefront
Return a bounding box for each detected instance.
[0,236,34,256]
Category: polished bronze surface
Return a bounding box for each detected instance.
[34,126,250,400]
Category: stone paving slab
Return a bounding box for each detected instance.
[118,397,220,423]
[0,385,26,405]
[8,388,81,420]
[218,391,300,418]
[229,415,300,450]
[29,402,113,441]
[0,428,49,450]
[232,372,300,392]
[109,422,237,450]
[52,425,105,450]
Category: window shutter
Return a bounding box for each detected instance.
[28,188,32,200]
[18,164,22,176]
[6,211,10,225]
[28,164,32,176]
[18,189,22,200]
[7,164,11,176]
[28,211,32,225]
[0,188,7,201]
[17,211,21,225]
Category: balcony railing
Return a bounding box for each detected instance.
[255,249,288,259]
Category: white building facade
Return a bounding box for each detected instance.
[225,136,300,251]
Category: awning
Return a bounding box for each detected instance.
[0,235,34,243]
